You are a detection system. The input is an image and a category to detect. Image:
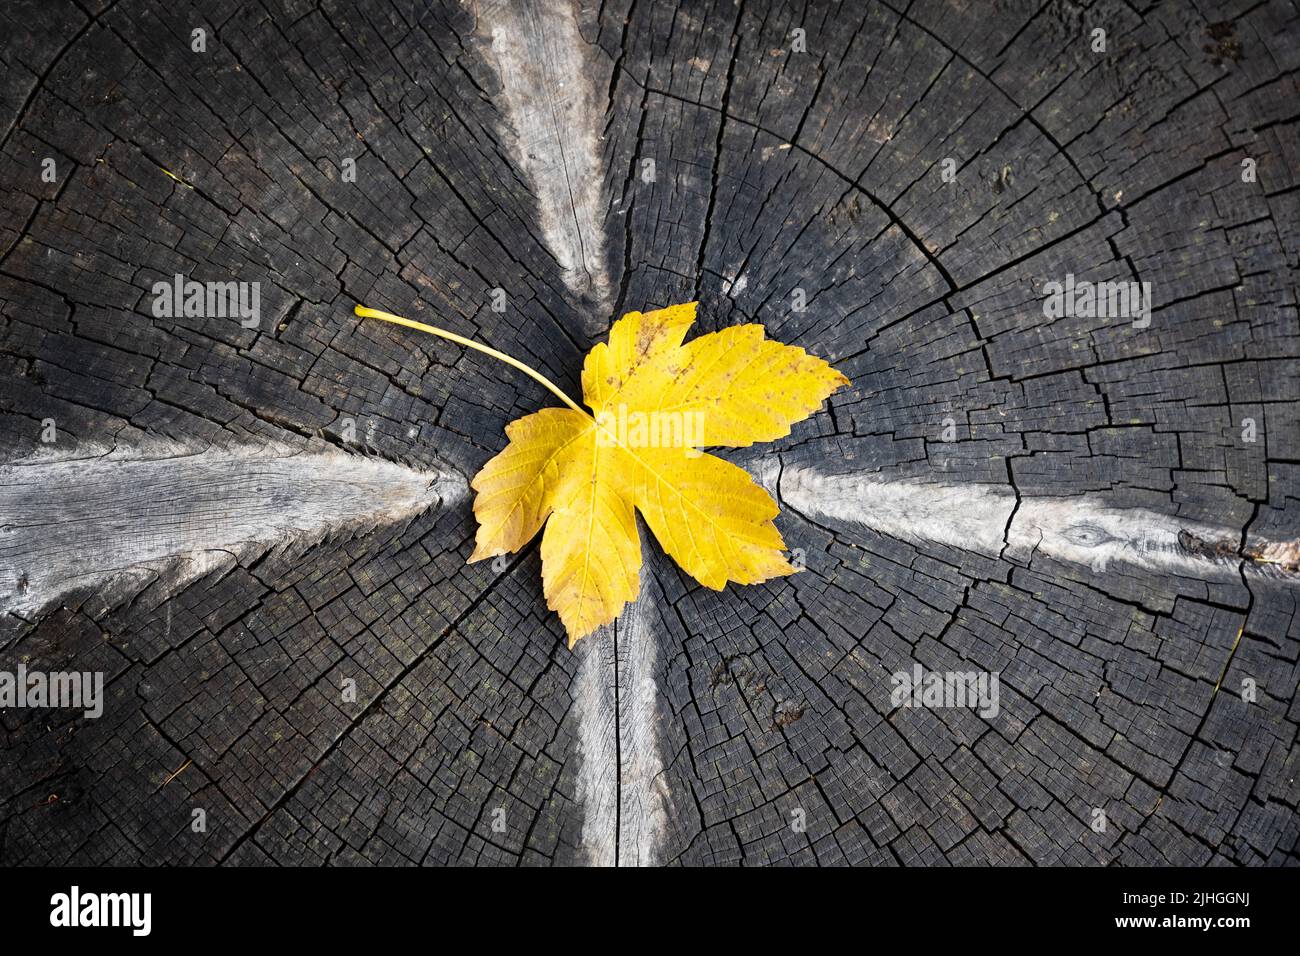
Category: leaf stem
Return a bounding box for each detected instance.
[354,305,587,415]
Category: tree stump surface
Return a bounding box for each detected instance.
[1,0,1297,866]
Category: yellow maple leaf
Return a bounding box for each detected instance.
[355,302,849,647]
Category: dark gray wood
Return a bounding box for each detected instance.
[1,0,1297,866]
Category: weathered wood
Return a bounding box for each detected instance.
[1,0,1298,867]
[0,443,463,625]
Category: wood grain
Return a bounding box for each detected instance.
[0,0,1296,866]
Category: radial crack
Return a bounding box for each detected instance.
[478,0,612,316]
[0,442,466,618]
[780,466,1300,583]
[574,593,667,865]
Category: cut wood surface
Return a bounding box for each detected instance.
[1,0,1297,865]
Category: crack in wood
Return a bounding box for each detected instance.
[0,443,465,619]
[780,465,1300,583]
[477,0,612,318]
[574,593,668,866]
